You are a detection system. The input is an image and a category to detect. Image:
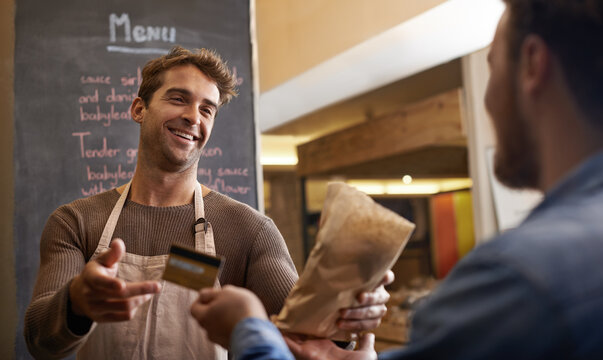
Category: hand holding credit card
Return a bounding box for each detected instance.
[162,244,223,290]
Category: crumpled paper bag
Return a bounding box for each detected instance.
[274,182,415,340]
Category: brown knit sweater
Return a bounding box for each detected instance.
[24,189,298,359]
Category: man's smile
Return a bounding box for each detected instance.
[168,127,199,142]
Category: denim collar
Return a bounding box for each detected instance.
[526,150,603,220]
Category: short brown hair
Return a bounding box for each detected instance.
[503,0,603,126]
[138,45,238,107]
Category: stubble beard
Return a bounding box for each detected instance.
[141,125,204,174]
[159,138,203,172]
[493,77,541,190]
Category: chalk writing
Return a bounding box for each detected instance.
[201,147,223,158]
[80,75,111,84]
[105,88,138,103]
[81,181,109,196]
[217,167,248,177]
[199,166,251,195]
[87,164,134,187]
[79,105,131,127]
[232,66,244,86]
[120,67,142,87]
[126,148,138,164]
[72,65,251,201]
[207,178,251,195]
[72,132,120,159]
[109,13,176,43]
[78,89,99,104]
[198,167,213,184]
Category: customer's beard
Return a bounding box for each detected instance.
[493,110,540,190]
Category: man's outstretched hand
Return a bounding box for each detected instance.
[69,238,162,322]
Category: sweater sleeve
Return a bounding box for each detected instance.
[24,209,95,359]
[245,219,298,316]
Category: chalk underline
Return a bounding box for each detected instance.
[106,46,170,54]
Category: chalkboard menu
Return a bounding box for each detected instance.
[14,1,255,357]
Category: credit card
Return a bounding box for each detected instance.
[162,244,223,290]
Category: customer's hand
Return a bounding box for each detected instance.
[285,332,377,360]
[191,285,268,348]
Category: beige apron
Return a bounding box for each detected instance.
[77,181,228,360]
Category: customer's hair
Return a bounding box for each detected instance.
[138,45,238,107]
[503,0,603,125]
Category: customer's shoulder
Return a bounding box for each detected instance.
[465,200,603,292]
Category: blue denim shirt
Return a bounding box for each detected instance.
[232,151,603,360]
[231,318,293,360]
[381,150,603,360]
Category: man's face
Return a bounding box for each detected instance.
[135,64,220,172]
[485,9,540,189]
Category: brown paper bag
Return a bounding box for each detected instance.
[274,182,415,340]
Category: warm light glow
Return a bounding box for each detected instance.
[260,135,311,166]
[347,178,473,195]
[349,183,386,195]
[402,175,413,184]
[260,156,298,166]
[439,178,474,192]
[386,184,440,195]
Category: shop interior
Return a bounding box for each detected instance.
[0,0,547,356]
[253,0,539,351]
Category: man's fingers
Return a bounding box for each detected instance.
[96,238,125,267]
[85,266,125,292]
[357,332,376,352]
[337,318,382,332]
[340,304,387,321]
[357,286,390,306]
[118,281,162,298]
[190,302,205,319]
[338,304,387,332]
[283,335,303,356]
[85,278,161,299]
[198,287,220,304]
[90,294,153,314]
[379,270,395,287]
[190,288,219,322]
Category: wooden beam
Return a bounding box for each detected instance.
[296,89,466,177]
[310,146,469,179]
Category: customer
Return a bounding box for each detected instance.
[190,0,603,358]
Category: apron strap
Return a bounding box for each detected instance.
[95,181,132,253]
[194,182,216,256]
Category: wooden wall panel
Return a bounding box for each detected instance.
[297,89,466,177]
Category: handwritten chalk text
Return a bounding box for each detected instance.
[72,132,120,159]
[87,164,134,187]
[109,13,176,43]
[80,105,130,127]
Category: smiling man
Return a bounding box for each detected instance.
[24,46,391,360]
[24,47,282,360]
